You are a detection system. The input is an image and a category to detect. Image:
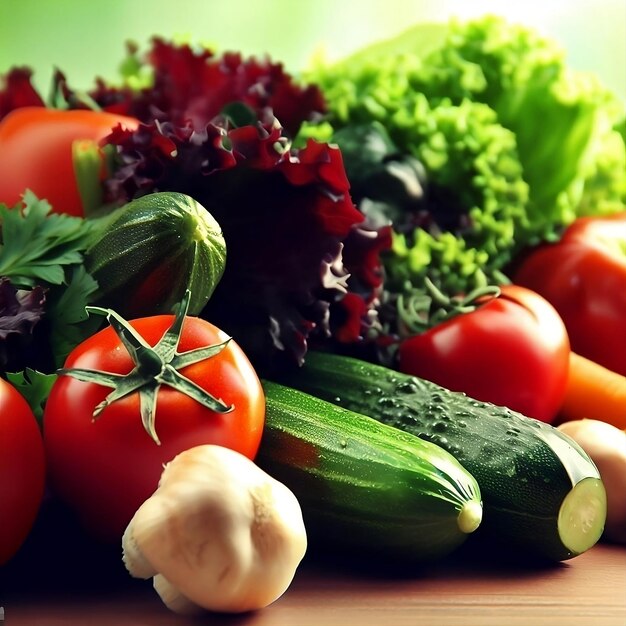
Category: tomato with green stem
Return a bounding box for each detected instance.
[0,107,139,216]
[397,284,570,423]
[0,378,46,565]
[43,292,265,542]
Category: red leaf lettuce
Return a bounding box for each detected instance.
[104,116,389,372]
[0,67,45,120]
[0,40,389,373]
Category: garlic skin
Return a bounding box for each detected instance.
[122,444,307,614]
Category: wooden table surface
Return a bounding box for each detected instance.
[2,502,625,626]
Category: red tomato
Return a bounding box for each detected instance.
[398,285,570,423]
[514,213,626,376]
[43,314,265,542]
[0,107,139,216]
[0,378,46,565]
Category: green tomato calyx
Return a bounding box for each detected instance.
[58,290,233,445]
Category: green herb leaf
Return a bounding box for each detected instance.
[6,368,57,426]
[47,265,101,367]
[0,191,96,287]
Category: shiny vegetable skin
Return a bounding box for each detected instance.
[85,192,227,318]
[0,378,46,565]
[280,352,607,561]
[514,213,626,376]
[558,419,626,544]
[43,311,265,542]
[257,381,483,564]
[398,285,570,423]
[0,107,139,216]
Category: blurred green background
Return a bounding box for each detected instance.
[1,0,624,100]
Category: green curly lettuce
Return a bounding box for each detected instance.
[302,15,626,306]
[404,16,626,237]
[300,30,528,297]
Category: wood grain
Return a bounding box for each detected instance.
[4,542,624,626]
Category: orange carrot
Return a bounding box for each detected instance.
[558,351,626,429]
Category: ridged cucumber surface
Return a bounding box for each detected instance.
[276,352,607,561]
[257,380,483,563]
[86,192,226,318]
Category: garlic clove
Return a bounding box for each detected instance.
[121,523,158,579]
[153,574,204,616]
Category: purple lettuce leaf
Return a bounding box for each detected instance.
[49,38,326,139]
[0,40,389,373]
[0,278,48,371]
[103,117,389,373]
[0,67,45,121]
[0,278,46,339]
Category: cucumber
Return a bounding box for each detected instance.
[257,380,483,564]
[85,192,226,318]
[275,352,607,561]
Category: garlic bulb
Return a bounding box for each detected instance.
[122,444,307,614]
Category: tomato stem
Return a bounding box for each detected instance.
[58,290,233,445]
[398,277,501,335]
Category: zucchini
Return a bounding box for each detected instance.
[257,380,483,564]
[276,352,607,561]
[86,191,226,318]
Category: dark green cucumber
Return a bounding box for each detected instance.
[258,380,483,563]
[276,352,607,561]
[86,192,226,318]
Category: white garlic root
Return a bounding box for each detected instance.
[153,574,204,616]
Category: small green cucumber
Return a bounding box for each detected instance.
[85,192,226,318]
[257,380,483,564]
[276,351,607,562]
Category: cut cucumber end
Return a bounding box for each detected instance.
[457,500,483,534]
[557,477,607,556]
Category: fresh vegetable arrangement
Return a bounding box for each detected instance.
[1,13,625,618]
[301,16,626,302]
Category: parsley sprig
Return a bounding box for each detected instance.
[0,192,101,375]
[0,191,96,286]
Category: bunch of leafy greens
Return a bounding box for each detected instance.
[300,16,626,335]
[33,38,389,374]
[0,192,99,376]
[5,21,623,375]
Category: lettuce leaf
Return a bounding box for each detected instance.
[304,15,626,306]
